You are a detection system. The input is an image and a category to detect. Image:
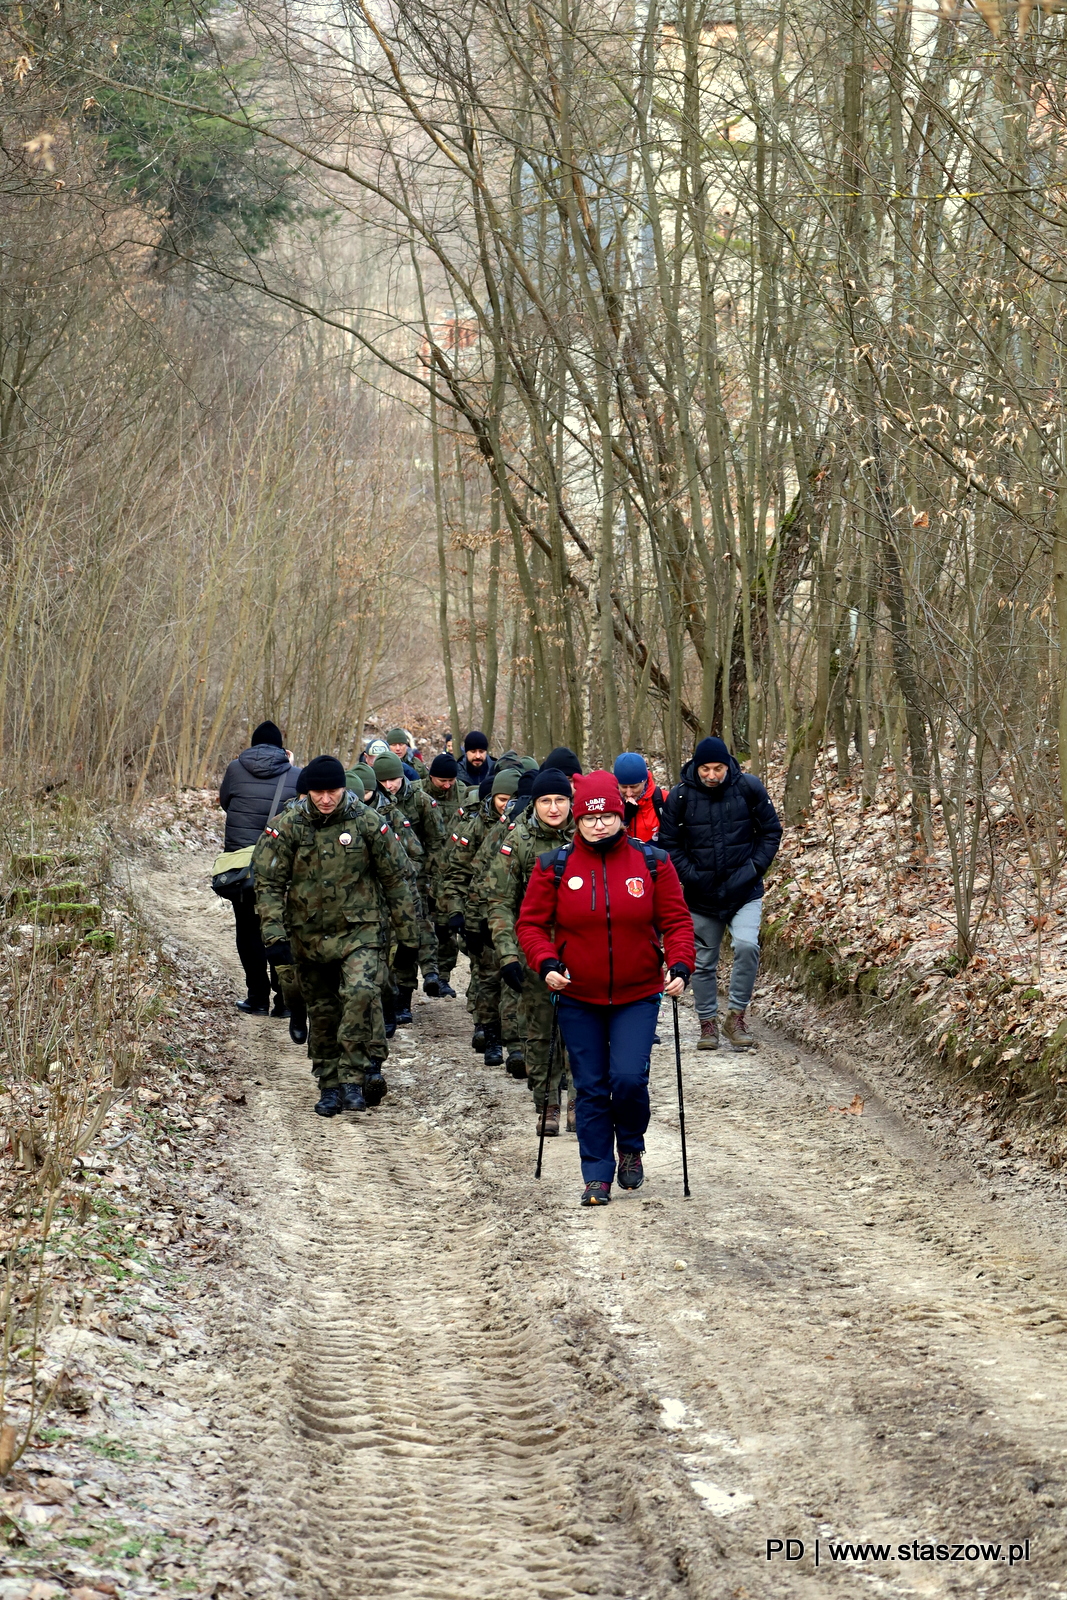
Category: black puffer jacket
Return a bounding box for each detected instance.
[219,745,301,850]
[456,751,496,786]
[658,755,782,920]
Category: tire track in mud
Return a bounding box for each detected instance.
[134,849,1067,1600]
[132,854,684,1600]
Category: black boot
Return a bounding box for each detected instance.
[471,1025,487,1053]
[314,1085,343,1117]
[396,988,414,1025]
[382,988,398,1039]
[505,1049,527,1080]
[289,997,308,1046]
[438,978,457,998]
[423,972,443,998]
[341,1082,367,1113]
[363,1065,388,1106]
[271,998,290,1019]
[483,1030,504,1067]
[236,998,270,1016]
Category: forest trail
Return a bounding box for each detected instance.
[130,850,1067,1600]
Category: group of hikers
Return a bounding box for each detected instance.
[217,723,783,1206]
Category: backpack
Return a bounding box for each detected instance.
[539,836,667,885]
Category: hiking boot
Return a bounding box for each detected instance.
[698,1016,719,1051]
[363,1067,387,1107]
[340,1082,367,1113]
[722,1009,757,1050]
[566,1097,577,1133]
[471,1025,487,1053]
[505,1050,527,1080]
[423,972,443,998]
[271,999,290,1019]
[236,999,270,1016]
[396,988,414,1025]
[314,1085,343,1117]
[289,999,309,1046]
[483,1036,504,1067]
[539,1103,560,1137]
[617,1151,644,1190]
[581,1181,612,1206]
[438,979,457,999]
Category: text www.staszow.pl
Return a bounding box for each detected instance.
[766,1538,1031,1566]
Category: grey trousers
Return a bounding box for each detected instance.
[691,900,763,1017]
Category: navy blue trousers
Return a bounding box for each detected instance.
[557,995,660,1184]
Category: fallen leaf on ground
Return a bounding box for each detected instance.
[829,1094,864,1115]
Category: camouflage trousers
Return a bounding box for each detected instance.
[297,947,387,1087]
[274,962,302,1012]
[520,964,569,1109]
[470,943,522,1050]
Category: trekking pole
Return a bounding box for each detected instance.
[672,995,692,1199]
[535,996,560,1180]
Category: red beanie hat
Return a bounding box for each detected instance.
[572,769,625,819]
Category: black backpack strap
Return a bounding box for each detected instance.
[650,786,665,820]
[627,837,666,881]
[537,843,574,885]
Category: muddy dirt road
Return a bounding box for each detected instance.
[132,851,1067,1599]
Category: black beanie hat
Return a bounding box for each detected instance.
[251,720,284,749]
[694,736,731,767]
[429,752,458,779]
[464,729,489,751]
[301,754,346,791]
[531,767,573,802]
[515,771,535,797]
[541,746,582,778]
[478,775,495,801]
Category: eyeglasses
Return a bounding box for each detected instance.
[580,814,616,829]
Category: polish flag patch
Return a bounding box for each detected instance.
[500,844,512,855]
[625,877,645,897]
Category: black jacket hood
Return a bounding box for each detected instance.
[239,744,292,780]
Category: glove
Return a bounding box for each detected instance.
[501,961,526,993]
[464,924,486,956]
[539,958,566,981]
[266,940,293,967]
[394,943,419,967]
[668,962,691,988]
[447,912,465,934]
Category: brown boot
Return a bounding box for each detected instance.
[565,1096,577,1133]
[722,1009,757,1050]
[539,1103,560,1137]
[698,1016,719,1051]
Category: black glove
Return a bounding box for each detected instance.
[668,962,691,988]
[539,958,566,981]
[447,912,465,934]
[266,940,293,967]
[624,800,639,825]
[394,943,419,967]
[464,924,486,956]
[501,961,526,993]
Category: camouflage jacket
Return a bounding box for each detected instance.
[385,779,445,877]
[439,799,496,917]
[416,776,470,828]
[365,789,423,876]
[255,794,418,962]
[467,813,517,925]
[485,812,575,963]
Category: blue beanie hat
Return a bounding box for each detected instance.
[694,736,730,767]
[613,752,648,786]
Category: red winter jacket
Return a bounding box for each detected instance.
[517,830,695,1006]
[624,773,668,843]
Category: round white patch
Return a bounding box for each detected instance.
[567,875,584,890]
[338,832,352,846]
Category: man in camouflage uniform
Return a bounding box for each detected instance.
[373,752,447,1015]
[441,769,521,1068]
[386,727,427,779]
[486,767,576,1132]
[416,752,470,994]
[255,754,418,1118]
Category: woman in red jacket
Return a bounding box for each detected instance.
[517,770,695,1206]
